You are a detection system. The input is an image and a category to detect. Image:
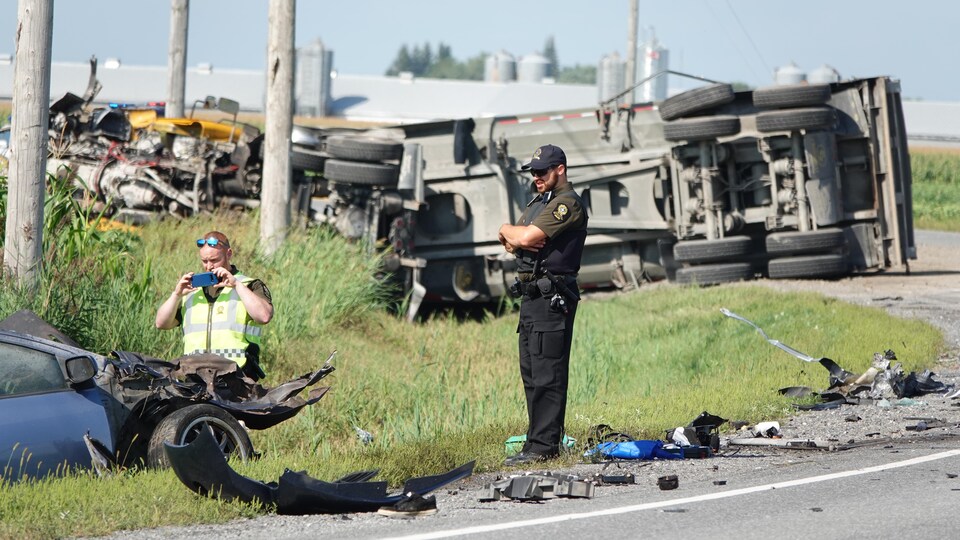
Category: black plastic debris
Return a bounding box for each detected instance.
[657,475,678,490]
[480,473,594,501]
[164,427,475,514]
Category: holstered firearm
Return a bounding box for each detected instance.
[544,270,579,304]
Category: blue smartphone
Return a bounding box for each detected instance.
[191,272,219,287]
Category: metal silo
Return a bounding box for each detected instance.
[597,52,625,104]
[484,50,516,82]
[295,38,334,117]
[637,37,669,103]
[517,52,549,83]
[774,62,806,85]
[808,64,841,84]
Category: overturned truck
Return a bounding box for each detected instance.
[316,76,914,316]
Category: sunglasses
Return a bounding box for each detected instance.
[530,166,555,178]
[196,238,227,248]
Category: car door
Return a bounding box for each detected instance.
[0,341,113,480]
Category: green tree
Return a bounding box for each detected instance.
[385,45,412,76]
[557,64,596,84]
[543,36,558,78]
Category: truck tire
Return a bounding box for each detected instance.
[765,229,846,255]
[767,254,849,279]
[673,236,754,263]
[324,159,399,187]
[752,83,831,109]
[325,135,403,162]
[663,116,741,142]
[659,83,735,121]
[147,404,253,469]
[756,107,837,133]
[675,262,755,286]
[291,146,325,172]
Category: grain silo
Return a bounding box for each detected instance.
[296,38,334,117]
[637,37,669,103]
[484,50,516,82]
[808,64,841,84]
[597,52,625,104]
[774,62,806,85]
[517,52,549,83]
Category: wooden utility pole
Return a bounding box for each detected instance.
[625,0,639,105]
[4,0,53,288]
[166,0,189,118]
[259,0,294,255]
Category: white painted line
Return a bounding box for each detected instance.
[386,449,960,540]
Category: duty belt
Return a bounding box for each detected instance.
[518,272,577,283]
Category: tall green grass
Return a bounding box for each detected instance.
[911,149,960,231]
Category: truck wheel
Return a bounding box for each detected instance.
[675,262,755,286]
[767,254,849,279]
[325,135,403,162]
[673,236,754,263]
[324,159,399,187]
[765,229,846,255]
[291,146,326,172]
[147,404,253,469]
[659,83,735,121]
[756,107,837,133]
[663,116,740,141]
[752,83,831,109]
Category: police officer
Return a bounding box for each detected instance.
[498,144,588,465]
[155,231,274,380]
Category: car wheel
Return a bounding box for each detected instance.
[291,145,326,172]
[756,107,837,133]
[673,236,754,264]
[765,229,846,256]
[658,83,735,121]
[663,116,741,142]
[752,83,832,109]
[324,159,399,187]
[147,404,253,468]
[767,254,850,279]
[325,135,403,162]
[675,262,755,286]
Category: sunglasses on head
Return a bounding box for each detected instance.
[196,238,225,248]
[530,166,555,178]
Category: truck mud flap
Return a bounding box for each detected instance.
[166,427,475,514]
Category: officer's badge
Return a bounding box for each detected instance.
[216,306,225,315]
[552,203,569,221]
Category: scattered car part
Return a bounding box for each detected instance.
[594,472,636,485]
[164,427,475,514]
[657,475,679,490]
[479,473,594,502]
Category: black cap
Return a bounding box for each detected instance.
[521,144,567,170]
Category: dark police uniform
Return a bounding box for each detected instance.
[514,182,588,457]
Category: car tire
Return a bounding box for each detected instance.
[675,262,755,286]
[325,135,403,162]
[756,107,837,133]
[323,159,400,187]
[767,253,850,279]
[658,83,735,121]
[752,83,832,109]
[765,229,846,256]
[673,236,754,264]
[663,116,741,142]
[147,404,253,469]
[291,146,326,172]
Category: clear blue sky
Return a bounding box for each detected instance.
[1,0,955,101]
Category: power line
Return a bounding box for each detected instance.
[724,0,771,76]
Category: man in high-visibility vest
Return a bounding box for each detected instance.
[155,231,274,380]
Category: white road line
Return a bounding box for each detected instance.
[386,449,960,540]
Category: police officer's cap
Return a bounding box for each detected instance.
[521,144,567,170]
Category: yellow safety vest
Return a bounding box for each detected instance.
[181,274,263,366]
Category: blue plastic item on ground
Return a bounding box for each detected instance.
[583,439,683,460]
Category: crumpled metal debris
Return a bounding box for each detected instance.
[164,427,475,514]
[721,308,953,402]
[479,472,594,502]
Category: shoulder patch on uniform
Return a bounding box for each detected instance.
[552,203,569,221]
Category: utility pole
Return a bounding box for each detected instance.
[625,0,639,105]
[166,0,189,118]
[4,0,53,288]
[260,0,294,255]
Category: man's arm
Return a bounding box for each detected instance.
[498,223,547,252]
[234,281,274,324]
[156,273,194,329]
